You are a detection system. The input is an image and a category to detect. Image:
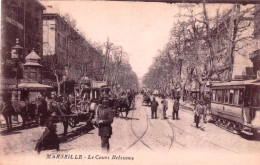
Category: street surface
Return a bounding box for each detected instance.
[1,94,260,156]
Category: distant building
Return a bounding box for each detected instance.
[42,5,103,91]
[1,0,45,84]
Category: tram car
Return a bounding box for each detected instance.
[209,79,260,136]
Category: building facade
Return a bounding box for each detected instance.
[42,5,103,87]
[250,5,260,78]
[1,0,45,86]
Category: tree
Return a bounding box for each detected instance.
[42,46,66,95]
[143,3,255,97]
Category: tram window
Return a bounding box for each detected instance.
[238,89,244,105]
[251,88,260,107]
[212,90,216,101]
[219,90,223,102]
[221,90,225,103]
[221,90,226,103]
[244,87,251,107]
[224,89,229,103]
[233,89,239,105]
[229,90,234,104]
[216,90,223,103]
[216,90,219,102]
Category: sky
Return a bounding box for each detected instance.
[40,1,182,78]
[40,1,250,80]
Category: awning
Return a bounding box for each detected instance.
[211,79,260,87]
[18,82,53,90]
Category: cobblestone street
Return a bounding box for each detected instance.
[1,95,260,157]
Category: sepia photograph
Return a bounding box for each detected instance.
[0,0,260,164]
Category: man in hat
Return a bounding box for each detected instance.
[172,99,179,120]
[35,117,59,153]
[194,99,206,130]
[161,95,168,119]
[96,97,114,152]
[150,97,159,119]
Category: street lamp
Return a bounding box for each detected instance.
[11,38,23,60]
[62,75,67,95]
[11,38,23,98]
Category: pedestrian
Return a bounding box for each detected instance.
[37,94,48,126]
[35,117,59,153]
[201,101,207,128]
[1,98,15,130]
[120,92,130,119]
[194,100,206,130]
[193,100,198,123]
[161,95,168,119]
[96,97,114,152]
[150,97,159,119]
[172,99,179,120]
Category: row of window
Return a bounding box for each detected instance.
[212,87,260,107]
[212,89,244,106]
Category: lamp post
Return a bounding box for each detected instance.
[11,38,23,98]
[62,75,67,95]
[63,66,69,95]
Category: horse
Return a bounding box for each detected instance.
[127,92,135,109]
[12,100,39,128]
[112,97,131,119]
[0,101,15,130]
[49,99,71,136]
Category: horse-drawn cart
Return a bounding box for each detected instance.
[142,94,151,106]
[65,78,110,128]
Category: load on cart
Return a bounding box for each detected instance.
[67,76,111,128]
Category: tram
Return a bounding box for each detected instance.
[209,79,260,136]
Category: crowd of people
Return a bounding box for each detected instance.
[1,87,210,153]
[146,91,209,131]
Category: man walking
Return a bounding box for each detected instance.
[172,99,179,120]
[96,97,114,152]
[194,100,206,130]
[161,96,168,119]
[150,97,159,119]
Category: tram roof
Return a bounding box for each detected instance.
[211,79,260,88]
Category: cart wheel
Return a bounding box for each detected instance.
[68,118,77,128]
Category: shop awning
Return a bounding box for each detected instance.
[211,79,260,87]
[18,82,53,90]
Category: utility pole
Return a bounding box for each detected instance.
[115,49,122,85]
[102,38,113,81]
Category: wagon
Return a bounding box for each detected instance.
[142,94,151,106]
[67,79,110,128]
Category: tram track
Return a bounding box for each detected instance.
[123,102,153,152]
[163,113,239,153]
[154,97,240,153]
[124,96,237,153]
[144,107,186,150]
[123,96,179,152]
